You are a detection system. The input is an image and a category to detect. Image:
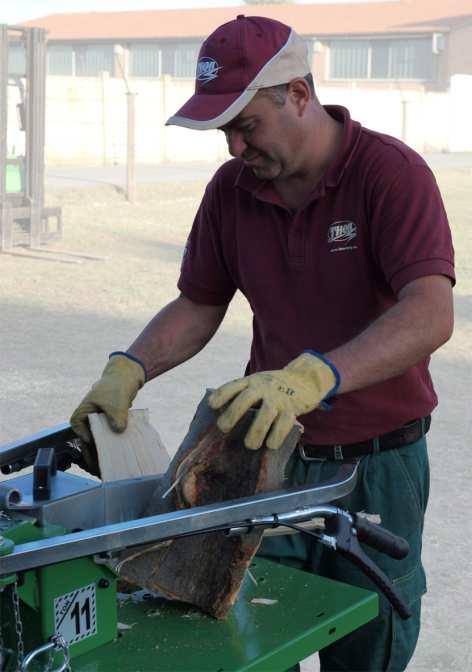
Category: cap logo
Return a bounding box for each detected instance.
[196,57,223,84]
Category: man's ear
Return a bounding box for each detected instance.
[287,78,311,116]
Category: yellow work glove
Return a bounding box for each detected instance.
[70,352,146,444]
[208,351,340,450]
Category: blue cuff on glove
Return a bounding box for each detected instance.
[303,350,340,411]
[109,351,148,382]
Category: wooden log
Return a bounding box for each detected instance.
[118,392,302,619]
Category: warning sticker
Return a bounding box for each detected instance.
[54,583,97,645]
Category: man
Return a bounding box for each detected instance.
[71,15,454,672]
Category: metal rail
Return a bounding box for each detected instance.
[0,423,75,470]
[0,461,358,575]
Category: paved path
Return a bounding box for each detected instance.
[45,162,223,188]
[45,153,472,190]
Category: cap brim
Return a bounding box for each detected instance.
[166,87,258,130]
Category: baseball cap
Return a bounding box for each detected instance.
[166,15,310,131]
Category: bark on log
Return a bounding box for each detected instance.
[118,392,302,618]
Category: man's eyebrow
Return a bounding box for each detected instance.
[219,116,257,132]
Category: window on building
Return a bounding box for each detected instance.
[48,45,73,75]
[330,40,369,79]
[130,44,161,77]
[46,43,114,76]
[130,41,201,78]
[8,43,26,76]
[172,43,201,77]
[389,39,432,79]
[329,37,433,80]
[46,41,202,78]
[160,44,176,76]
[74,45,114,77]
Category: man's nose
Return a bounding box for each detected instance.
[226,129,247,158]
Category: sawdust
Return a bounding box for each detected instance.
[146,609,161,618]
[250,598,278,606]
[117,622,137,630]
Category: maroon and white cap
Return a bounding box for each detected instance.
[166,15,310,130]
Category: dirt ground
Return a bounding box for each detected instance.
[1,162,471,671]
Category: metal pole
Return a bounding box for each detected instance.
[101,70,109,166]
[401,99,408,143]
[26,27,47,248]
[126,91,136,203]
[114,45,136,203]
[0,25,9,250]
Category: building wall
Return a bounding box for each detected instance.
[448,74,472,152]
[447,24,472,79]
[434,33,451,91]
[29,72,472,166]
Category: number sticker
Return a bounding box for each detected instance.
[54,583,97,644]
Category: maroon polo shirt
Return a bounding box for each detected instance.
[178,105,455,444]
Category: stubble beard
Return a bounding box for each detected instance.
[250,155,283,180]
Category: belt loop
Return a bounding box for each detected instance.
[372,436,380,455]
[334,445,344,461]
[420,417,425,436]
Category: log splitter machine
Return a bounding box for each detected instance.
[0,423,411,671]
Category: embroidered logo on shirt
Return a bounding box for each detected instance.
[196,58,223,84]
[327,220,358,253]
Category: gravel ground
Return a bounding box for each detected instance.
[1,164,471,670]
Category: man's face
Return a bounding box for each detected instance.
[219,91,304,181]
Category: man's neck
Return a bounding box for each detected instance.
[274,109,344,210]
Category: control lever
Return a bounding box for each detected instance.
[228,506,412,620]
[353,513,409,560]
[33,447,57,501]
[0,423,86,475]
[323,512,412,620]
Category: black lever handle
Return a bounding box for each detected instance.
[33,447,57,501]
[325,513,412,620]
[353,514,410,560]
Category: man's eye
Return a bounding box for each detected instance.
[221,124,255,140]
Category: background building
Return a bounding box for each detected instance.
[4,1,472,164]
[14,1,472,90]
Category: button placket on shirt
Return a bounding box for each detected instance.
[285,182,327,269]
[287,211,308,269]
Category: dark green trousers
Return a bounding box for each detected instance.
[258,437,430,672]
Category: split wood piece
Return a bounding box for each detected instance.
[119,392,302,619]
[88,409,170,482]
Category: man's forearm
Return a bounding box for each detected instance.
[326,275,454,395]
[127,294,228,380]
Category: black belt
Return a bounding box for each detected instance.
[299,416,431,462]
